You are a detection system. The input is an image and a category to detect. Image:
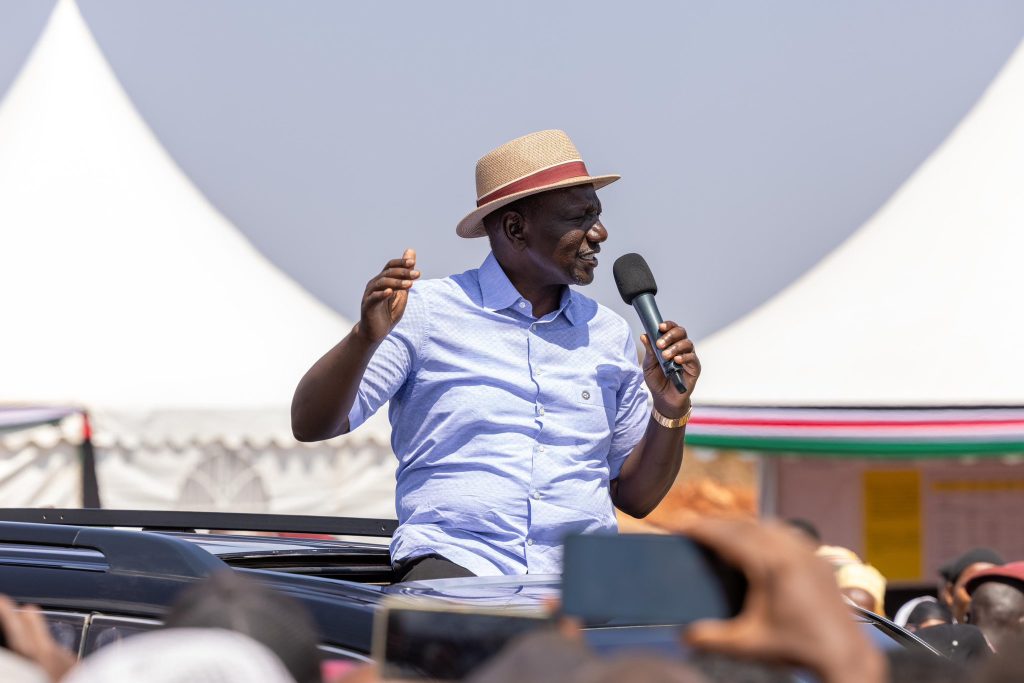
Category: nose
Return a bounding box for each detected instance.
[587,220,608,245]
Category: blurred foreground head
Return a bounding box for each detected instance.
[965,562,1024,653]
[165,571,320,683]
[62,628,295,683]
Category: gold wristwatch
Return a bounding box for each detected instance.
[651,404,693,429]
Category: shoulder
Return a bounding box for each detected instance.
[411,266,485,308]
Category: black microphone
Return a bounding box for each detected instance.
[612,253,687,394]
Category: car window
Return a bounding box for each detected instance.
[38,610,88,658]
[81,615,161,656]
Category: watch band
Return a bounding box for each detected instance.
[651,404,693,429]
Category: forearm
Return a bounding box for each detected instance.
[290,325,378,442]
[611,403,688,517]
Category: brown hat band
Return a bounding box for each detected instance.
[476,160,589,207]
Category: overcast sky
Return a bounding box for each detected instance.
[1,1,1022,340]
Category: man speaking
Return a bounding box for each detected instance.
[291,130,700,581]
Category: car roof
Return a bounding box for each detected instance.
[0,508,941,659]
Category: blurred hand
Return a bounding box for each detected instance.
[355,248,420,345]
[0,596,77,682]
[680,519,886,683]
[641,321,699,417]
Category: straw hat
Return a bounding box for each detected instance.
[456,129,620,238]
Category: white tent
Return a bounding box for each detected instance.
[687,41,1024,585]
[0,0,395,515]
[695,38,1024,407]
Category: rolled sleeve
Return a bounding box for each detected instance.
[607,325,650,479]
[347,288,427,431]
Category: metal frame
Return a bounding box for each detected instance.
[0,508,398,538]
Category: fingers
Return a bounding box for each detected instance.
[676,517,771,575]
[380,267,420,280]
[0,595,34,659]
[654,321,687,350]
[685,615,750,652]
[367,252,420,300]
[639,334,659,371]
[661,339,695,364]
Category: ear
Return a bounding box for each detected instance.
[501,210,528,251]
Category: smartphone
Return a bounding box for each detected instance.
[372,598,553,680]
[561,533,747,626]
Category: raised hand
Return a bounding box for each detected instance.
[355,248,420,345]
[681,519,887,683]
[640,320,700,417]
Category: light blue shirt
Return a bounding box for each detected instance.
[348,252,650,576]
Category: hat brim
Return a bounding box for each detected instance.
[456,174,620,238]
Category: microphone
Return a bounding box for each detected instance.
[612,253,687,394]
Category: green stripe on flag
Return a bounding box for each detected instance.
[685,434,1024,458]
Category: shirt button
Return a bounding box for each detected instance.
[527,539,535,546]
[535,368,543,376]
[537,406,545,416]
[518,301,526,309]
[537,445,546,453]
[532,491,541,500]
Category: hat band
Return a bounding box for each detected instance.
[476,160,590,207]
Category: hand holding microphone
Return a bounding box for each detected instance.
[613,253,700,415]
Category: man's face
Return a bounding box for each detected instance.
[520,185,607,286]
[954,562,997,623]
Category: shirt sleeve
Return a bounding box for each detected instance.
[346,286,428,431]
[607,322,650,479]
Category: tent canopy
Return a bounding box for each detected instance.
[0,0,389,447]
[695,39,1024,409]
[690,39,1024,456]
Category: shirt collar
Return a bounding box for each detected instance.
[479,252,578,325]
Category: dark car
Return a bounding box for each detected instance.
[0,508,937,666]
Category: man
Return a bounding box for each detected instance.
[938,548,1005,623]
[835,562,887,616]
[965,562,1024,653]
[292,130,699,581]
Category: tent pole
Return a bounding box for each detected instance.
[80,411,101,508]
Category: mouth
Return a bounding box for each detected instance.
[577,252,599,267]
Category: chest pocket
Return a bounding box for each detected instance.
[572,381,618,437]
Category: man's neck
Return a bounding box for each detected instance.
[494,254,564,318]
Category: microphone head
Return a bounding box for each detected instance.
[613,253,658,305]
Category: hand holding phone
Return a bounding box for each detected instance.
[561,533,747,627]
[681,519,887,683]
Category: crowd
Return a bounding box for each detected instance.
[0,517,1022,683]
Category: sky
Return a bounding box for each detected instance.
[1,1,1022,340]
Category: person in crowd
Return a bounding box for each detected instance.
[814,545,862,570]
[937,547,1004,622]
[976,636,1024,683]
[165,570,322,683]
[915,623,991,664]
[61,628,296,683]
[902,600,952,633]
[835,562,887,615]
[964,561,1024,653]
[885,650,969,683]
[292,130,701,581]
